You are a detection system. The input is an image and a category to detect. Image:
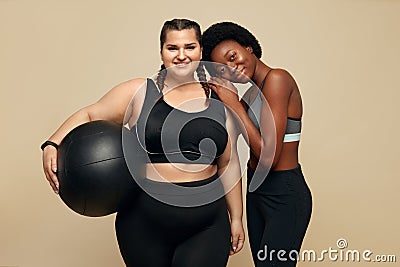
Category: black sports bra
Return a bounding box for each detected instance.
[132,79,228,165]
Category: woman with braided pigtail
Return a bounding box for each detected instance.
[115,19,244,266]
[41,18,244,267]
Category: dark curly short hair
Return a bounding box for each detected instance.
[202,21,262,63]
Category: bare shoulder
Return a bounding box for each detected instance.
[112,77,147,96]
[268,68,295,84]
[125,77,147,87]
[98,78,146,103]
[263,68,296,96]
[94,77,146,112]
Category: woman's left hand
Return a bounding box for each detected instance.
[229,219,245,255]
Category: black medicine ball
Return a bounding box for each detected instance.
[57,120,141,217]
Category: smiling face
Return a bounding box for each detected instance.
[210,40,256,83]
[161,29,202,78]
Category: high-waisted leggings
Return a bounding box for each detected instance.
[115,174,231,267]
[247,164,312,267]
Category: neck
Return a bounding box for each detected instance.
[164,73,196,89]
[252,58,271,88]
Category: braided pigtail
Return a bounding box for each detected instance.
[156,64,167,90]
[196,63,210,98]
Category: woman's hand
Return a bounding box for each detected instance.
[209,77,240,109]
[229,218,245,255]
[42,146,59,194]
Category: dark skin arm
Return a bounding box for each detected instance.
[259,69,292,167]
[209,69,296,170]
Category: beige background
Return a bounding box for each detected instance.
[1,0,399,266]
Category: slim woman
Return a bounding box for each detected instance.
[202,22,312,266]
[41,19,244,267]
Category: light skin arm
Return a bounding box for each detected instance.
[217,108,245,255]
[42,78,145,193]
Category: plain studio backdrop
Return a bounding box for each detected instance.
[1,1,399,266]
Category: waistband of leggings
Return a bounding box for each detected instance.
[139,172,224,198]
[247,163,302,175]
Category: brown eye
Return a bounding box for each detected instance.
[230,52,236,61]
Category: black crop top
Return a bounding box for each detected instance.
[132,79,228,165]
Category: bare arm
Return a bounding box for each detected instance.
[260,69,293,167]
[42,78,145,193]
[217,109,244,255]
[210,70,293,169]
[209,77,269,168]
[46,78,145,144]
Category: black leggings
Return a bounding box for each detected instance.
[115,174,231,267]
[246,165,312,267]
